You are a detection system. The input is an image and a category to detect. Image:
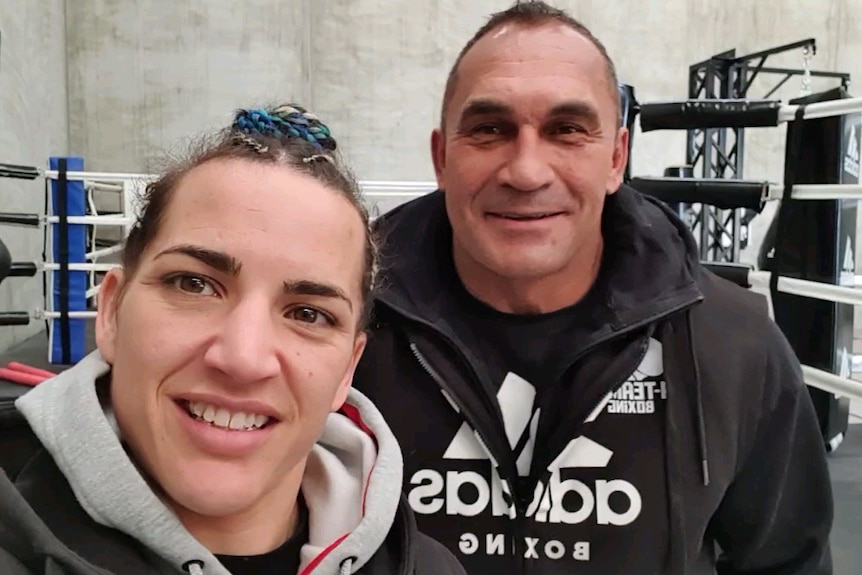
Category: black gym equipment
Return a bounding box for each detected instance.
[0,237,29,326]
[0,212,41,227]
[631,176,769,212]
[761,86,857,451]
[0,236,10,285]
[644,39,851,263]
[701,261,754,290]
[684,38,849,183]
[0,163,39,180]
[0,160,49,328]
[640,99,783,132]
[630,60,855,452]
[619,83,638,183]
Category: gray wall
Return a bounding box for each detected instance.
[61,0,862,261]
[66,0,312,173]
[0,0,69,352]
[2,0,861,352]
[62,0,862,184]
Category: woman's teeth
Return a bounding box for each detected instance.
[185,401,270,431]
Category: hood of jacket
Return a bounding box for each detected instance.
[14,350,404,575]
[373,185,704,337]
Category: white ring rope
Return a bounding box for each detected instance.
[23,170,862,401]
[86,244,123,261]
[44,170,154,183]
[33,310,97,320]
[802,366,862,400]
[766,183,862,202]
[43,170,862,204]
[778,96,862,123]
[41,263,119,273]
[748,272,862,307]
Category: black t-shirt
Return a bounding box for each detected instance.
[448,269,670,572]
[215,497,309,575]
[452,279,598,392]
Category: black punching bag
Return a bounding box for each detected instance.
[619,84,638,183]
[0,236,11,285]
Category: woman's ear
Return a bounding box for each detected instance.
[94,268,126,364]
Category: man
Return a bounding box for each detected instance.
[352,2,833,574]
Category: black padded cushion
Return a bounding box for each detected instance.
[0,236,10,285]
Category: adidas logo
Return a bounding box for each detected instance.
[407,339,666,530]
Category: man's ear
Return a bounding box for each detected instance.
[94,268,126,364]
[606,127,630,195]
[431,128,446,190]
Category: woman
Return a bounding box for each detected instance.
[0,104,465,575]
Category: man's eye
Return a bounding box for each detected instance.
[473,124,501,135]
[555,124,582,134]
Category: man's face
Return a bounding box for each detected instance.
[432,23,628,287]
[96,158,367,524]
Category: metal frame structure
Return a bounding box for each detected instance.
[684,39,851,262]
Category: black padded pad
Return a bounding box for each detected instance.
[0,236,10,285]
[0,381,31,402]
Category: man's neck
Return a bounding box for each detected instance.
[455,239,604,315]
[171,464,305,556]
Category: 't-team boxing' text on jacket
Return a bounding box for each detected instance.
[352,187,833,574]
[0,352,466,575]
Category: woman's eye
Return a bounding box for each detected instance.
[287,306,332,326]
[171,275,216,296]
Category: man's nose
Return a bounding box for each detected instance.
[497,128,555,192]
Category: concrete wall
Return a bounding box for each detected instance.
[2,0,861,354]
[62,1,862,215]
[0,0,69,353]
[65,0,312,174]
[63,0,862,181]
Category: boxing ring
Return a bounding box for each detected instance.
[0,168,439,367]
[4,88,862,450]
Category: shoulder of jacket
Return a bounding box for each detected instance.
[694,266,771,319]
[684,266,780,368]
[386,495,467,575]
[410,533,467,575]
[0,400,43,482]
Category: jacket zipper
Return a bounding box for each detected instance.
[409,343,525,512]
[524,332,651,490]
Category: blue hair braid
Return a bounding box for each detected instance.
[232,104,336,152]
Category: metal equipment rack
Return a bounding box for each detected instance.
[685,39,851,262]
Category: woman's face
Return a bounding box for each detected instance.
[96,157,367,525]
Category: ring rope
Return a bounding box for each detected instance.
[6,160,862,400]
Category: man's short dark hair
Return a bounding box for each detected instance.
[440,0,620,130]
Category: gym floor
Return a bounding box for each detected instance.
[0,327,860,573]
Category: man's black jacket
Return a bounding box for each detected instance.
[352,186,833,574]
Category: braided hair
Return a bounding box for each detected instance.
[232,104,336,152]
[124,103,380,330]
